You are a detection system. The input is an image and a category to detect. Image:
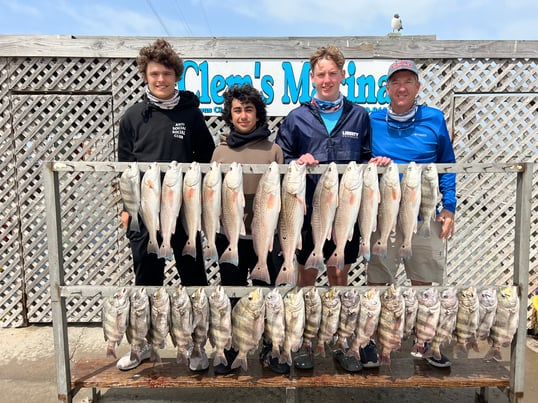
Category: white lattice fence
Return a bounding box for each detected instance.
[0,54,536,327]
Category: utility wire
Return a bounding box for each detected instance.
[146,0,171,36]
[173,0,193,35]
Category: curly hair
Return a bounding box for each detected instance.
[137,38,184,80]
[221,84,267,129]
[310,46,345,71]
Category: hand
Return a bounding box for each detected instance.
[437,209,455,239]
[369,156,392,166]
[121,211,130,230]
[296,153,319,166]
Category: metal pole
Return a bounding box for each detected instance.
[43,162,72,403]
[510,162,533,403]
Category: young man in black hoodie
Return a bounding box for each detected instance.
[117,39,215,370]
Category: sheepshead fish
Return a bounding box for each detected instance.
[190,287,210,371]
[159,161,183,260]
[316,288,341,357]
[411,287,441,357]
[264,288,286,362]
[398,162,422,259]
[334,288,360,351]
[220,162,246,266]
[305,162,339,272]
[140,162,161,255]
[301,287,322,355]
[148,286,170,362]
[208,285,232,367]
[358,162,380,261]
[348,288,381,359]
[327,161,363,270]
[280,287,306,366]
[119,162,141,232]
[418,163,440,238]
[102,287,130,359]
[182,161,202,258]
[378,284,405,365]
[126,287,150,363]
[427,287,458,361]
[231,288,265,371]
[402,287,418,339]
[485,285,520,361]
[454,286,480,358]
[276,160,306,286]
[477,287,498,341]
[372,161,401,258]
[169,285,193,365]
[201,161,222,264]
[250,161,281,284]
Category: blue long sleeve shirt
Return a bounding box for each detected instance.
[370,104,457,213]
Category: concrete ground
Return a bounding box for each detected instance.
[1,324,536,403]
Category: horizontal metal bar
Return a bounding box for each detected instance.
[48,161,526,175]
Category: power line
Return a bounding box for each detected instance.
[173,0,193,36]
[146,0,171,36]
[198,1,214,37]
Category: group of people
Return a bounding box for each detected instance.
[117,39,457,373]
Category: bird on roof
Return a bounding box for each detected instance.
[391,14,403,32]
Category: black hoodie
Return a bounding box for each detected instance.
[118,90,214,163]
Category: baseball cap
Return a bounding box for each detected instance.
[387,60,419,79]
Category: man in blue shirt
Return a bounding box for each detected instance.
[369,59,457,368]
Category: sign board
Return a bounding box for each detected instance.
[178,59,394,116]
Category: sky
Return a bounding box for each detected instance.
[0,0,536,40]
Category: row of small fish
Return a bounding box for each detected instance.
[103,285,520,371]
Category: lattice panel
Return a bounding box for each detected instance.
[453,59,538,93]
[0,59,25,327]
[8,58,111,91]
[11,94,115,323]
[418,60,454,124]
[451,94,538,322]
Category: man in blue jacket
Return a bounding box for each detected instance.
[369,59,457,368]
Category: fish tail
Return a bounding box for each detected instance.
[106,341,117,359]
[129,215,141,232]
[315,341,326,357]
[275,261,296,286]
[159,242,174,260]
[417,221,431,238]
[484,346,502,362]
[371,240,387,258]
[176,348,189,365]
[182,238,197,258]
[203,243,219,264]
[219,244,238,266]
[279,350,293,366]
[249,262,271,284]
[399,243,412,259]
[231,352,248,371]
[359,243,371,261]
[304,250,325,272]
[380,350,392,366]
[129,348,140,362]
[147,238,160,255]
[326,251,344,271]
[212,351,228,367]
[345,347,360,361]
[150,346,161,362]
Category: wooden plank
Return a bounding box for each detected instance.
[71,352,510,390]
[0,35,537,59]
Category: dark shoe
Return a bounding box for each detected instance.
[259,341,290,374]
[359,340,380,368]
[294,352,314,370]
[214,348,238,375]
[333,349,362,372]
[259,340,272,361]
[425,348,452,368]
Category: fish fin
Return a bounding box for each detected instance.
[203,244,219,264]
[176,349,189,365]
[417,220,431,238]
[371,240,387,258]
[326,251,344,271]
[399,243,412,259]
[159,243,174,260]
[212,351,228,367]
[129,215,141,232]
[249,263,271,284]
[219,245,239,266]
[240,221,246,236]
[181,238,197,258]
[359,243,371,261]
[231,352,248,371]
[484,346,502,362]
[275,262,296,286]
[150,347,162,363]
[304,251,326,272]
[106,342,117,359]
[147,238,160,255]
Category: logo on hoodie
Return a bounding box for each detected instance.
[172,123,186,139]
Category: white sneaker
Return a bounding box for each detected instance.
[116,343,152,371]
